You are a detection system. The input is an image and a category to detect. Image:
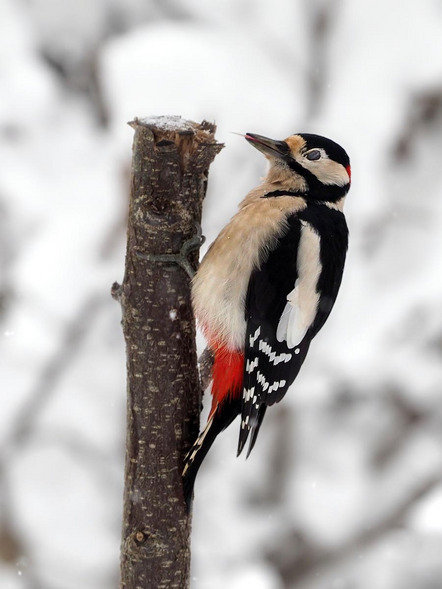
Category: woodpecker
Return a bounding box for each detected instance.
[183,132,351,506]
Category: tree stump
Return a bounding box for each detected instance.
[114,116,223,589]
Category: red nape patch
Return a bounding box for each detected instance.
[209,347,244,417]
[346,165,352,182]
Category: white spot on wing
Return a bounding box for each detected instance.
[249,326,261,347]
[276,222,321,348]
[258,340,292,364]
[257,372,269,392]
[244,387,255,401]
[246,358,259,373]
[255,372,288,395]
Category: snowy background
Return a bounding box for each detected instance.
[1,0,442,588]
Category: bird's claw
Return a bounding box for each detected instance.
[135,223,205,279]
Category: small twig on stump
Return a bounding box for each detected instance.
[116,116,223,589]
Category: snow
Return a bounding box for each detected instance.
[137,115,197,132]
[2,1,442,588]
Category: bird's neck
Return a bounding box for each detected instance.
[264,165,308,192]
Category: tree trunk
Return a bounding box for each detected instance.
[115,116,223,589]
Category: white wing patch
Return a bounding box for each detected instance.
[276,221,322,348]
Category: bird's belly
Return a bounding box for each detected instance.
[192,195,307,351]
[192,258,249,351]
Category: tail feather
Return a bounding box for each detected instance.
[246,404,267,458]
[183,397,241,510]
[237,403,268,458]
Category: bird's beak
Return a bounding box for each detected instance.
[245,133,289,159]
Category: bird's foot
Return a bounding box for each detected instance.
[135,223,205,279]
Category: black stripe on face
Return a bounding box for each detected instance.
[262,189,307,199]
[285,158,349,202]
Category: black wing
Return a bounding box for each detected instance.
[238,206,348,456]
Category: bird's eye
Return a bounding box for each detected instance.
[305,150,321,161]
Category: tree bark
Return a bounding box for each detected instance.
[115,116,223,589]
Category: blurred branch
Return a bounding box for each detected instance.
[2,293,108,452]
[0,198,15,319]
[247,406,295,507]
[0,293,109,586]
[392,87,442,162]
[266,429,442,587]
[98,163,129,261]
[304,0,342,121]
[149,0,193,20]
[117,116,222,589]
[31,429,122,490]
[370,388,426,469]
[41,46,110,127]
[0,477,43,589]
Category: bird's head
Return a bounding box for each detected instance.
[245,132,351,203]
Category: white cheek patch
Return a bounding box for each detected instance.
[312,160,349,186]
[295,154,349,187]
[276,222,321,348]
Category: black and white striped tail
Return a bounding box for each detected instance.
[182,397,241,509]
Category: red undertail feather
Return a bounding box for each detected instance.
[209,346,244,416]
